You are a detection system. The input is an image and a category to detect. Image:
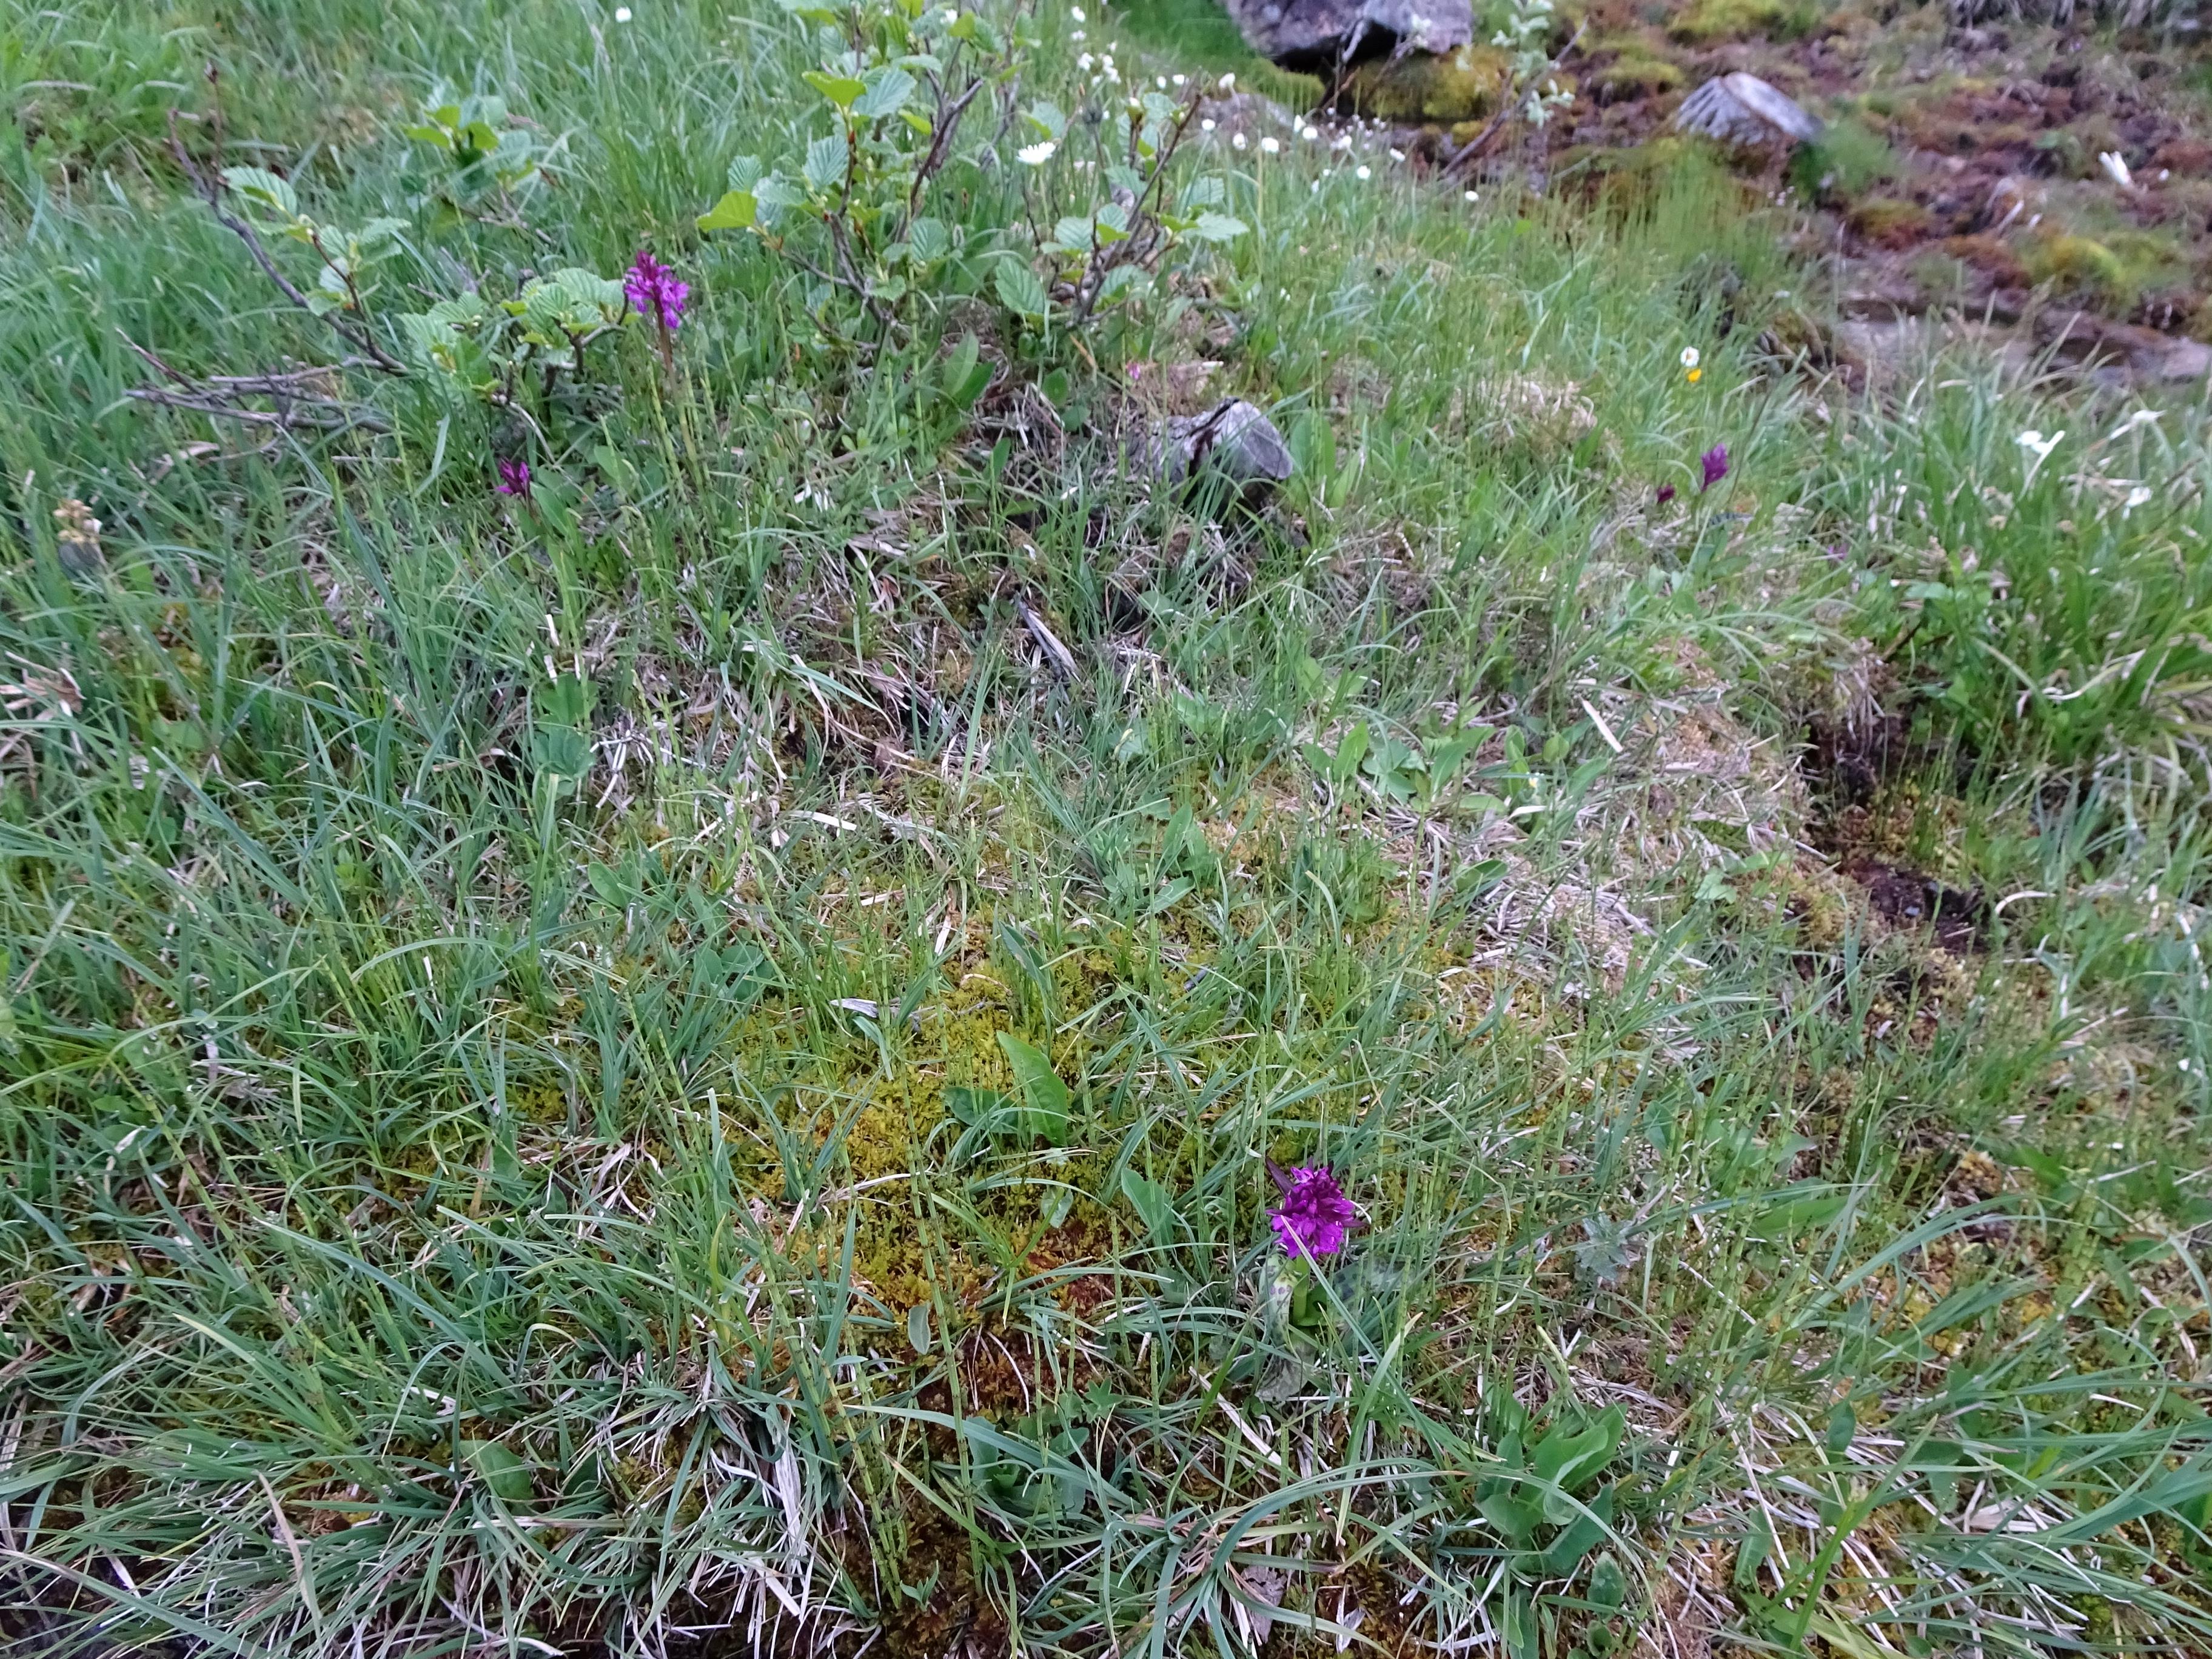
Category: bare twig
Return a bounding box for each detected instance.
[118,333,393,433]
[1441,21,1585,179]
[166,110,409,376]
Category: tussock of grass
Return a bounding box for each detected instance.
[0,1,2209,1655]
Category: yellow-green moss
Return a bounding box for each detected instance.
[1341,44,1512,124]
[1667,0,1816,44]
[1846,195,1933,249]
[2028,233,2134,309]
[1591,46,1684,102]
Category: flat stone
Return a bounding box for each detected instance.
[1151,399,1295,506]
[1674,73,1823,147]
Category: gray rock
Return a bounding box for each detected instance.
[1222,0,1470,69]
[1674,73,1822,147]
[1153,400,1294,505]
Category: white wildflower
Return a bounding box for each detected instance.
[1219,72,1236,90]
[1018,139,1057,166]
[1078,51,1093,68]
[1389,147,1404,160]
[1260,135,1279,153]
[2123,484,2154,515]
[1070,3,1084,16]
[2099,150,2134,190]
[1201,117,1216,132]
[2016,428,2064,486]
[1680,346,1700,369]
[1463,188,1478,201]
[1070,27,1084,37]
[1232,132,1247,149]
[614,4,631,17]
[1355,163,1371,179]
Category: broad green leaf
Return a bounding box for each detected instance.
[460,1439,535,1505]
[907,215,949,262]
[1178,173,1227,211]
[1187,210,1248,244]
[942,1084,1008,1125]
[1477,1489,1543,1548]
[698,189,758,232]
[803,69,866,107]
[1538,1482,1616,1576]
[855,66,916,119]
[1094,264,1149,306]
[994,261,1050,321]
[354,216,407,252]
[220,166,298,220]
[997,1032,1069,1142]
[1531,1406,1623,1494]
[804,132,850,194]
[1024,99,1068,141]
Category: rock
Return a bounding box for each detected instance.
[2036,310,2212,384]
[1222,0,1470,70]
[1674,73,1822,147]
[1152,400,1295,506]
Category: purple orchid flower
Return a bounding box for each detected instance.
[1655,483,1677,507]
[496,457,532,498]
[624,250,689,333]
[1700,444,1730,492]
[1267,1162,1359,1259]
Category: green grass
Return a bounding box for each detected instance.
[2,0,2211,1655]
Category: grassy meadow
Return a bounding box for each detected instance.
[2,0,2211,1653]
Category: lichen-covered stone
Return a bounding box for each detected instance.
[1674,72,1823,146]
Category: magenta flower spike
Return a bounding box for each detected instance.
[1700,444,1730,492]
[624,250,689,333]
[1267,1162,1359,1259]
[1655,483,1677,507]
[496,457,532,498]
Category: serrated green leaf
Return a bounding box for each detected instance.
[855,66,916,119]
[994,261,1050,321]
[1187,210,1247,244]
[804,132,850,194]
[220,166,298,220]
[907,215,949,263]
[1094,264,1149,306]
[726,153,765,191]
[1025,99,1068,141]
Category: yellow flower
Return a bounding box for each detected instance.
[1686,366,1701,384]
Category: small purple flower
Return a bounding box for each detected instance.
[1655,483,1677,507]
[624,250,689,333]
[496,457,532,498]
[1700,443,1730,492]
[1268,1163,1359,1259]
